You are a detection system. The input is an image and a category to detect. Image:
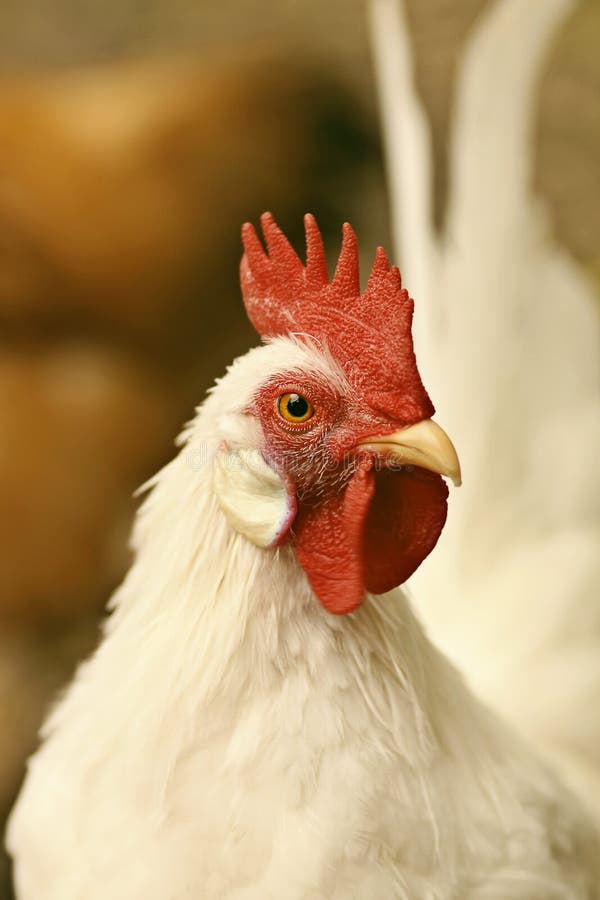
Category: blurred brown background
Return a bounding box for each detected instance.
[0,0,598,895]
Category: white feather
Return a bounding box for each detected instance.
[370,0,600,814]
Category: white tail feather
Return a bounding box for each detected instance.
[370,0,600,814]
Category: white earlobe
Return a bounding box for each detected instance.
[212,447,295,548]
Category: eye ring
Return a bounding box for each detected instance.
[277,392,315,425]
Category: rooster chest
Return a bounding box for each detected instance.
[11,578,595,899]
[82,687,443,899]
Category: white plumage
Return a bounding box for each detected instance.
[7,0,600,895]
[7,340,600,897]
[371,0,600,812]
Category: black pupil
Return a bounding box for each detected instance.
[286,393,309,418]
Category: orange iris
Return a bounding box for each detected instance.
[277,392,314,424]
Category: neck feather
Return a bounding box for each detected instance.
[59,413,505,803]
[100,429,453,759]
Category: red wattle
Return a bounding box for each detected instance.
[294,459,375,615]
[293,459,448,615]
[363,468,448,594]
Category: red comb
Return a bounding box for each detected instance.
[240,213,434,423]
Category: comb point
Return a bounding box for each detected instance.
[304,213,328,289]
[366,246,391,290]
[389,265,403,290]
[332,222,360,297]
[260,211,302,275]
[241,222,269,282]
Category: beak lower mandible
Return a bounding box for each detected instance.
[358,419,462,487]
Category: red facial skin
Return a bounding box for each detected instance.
[240,212,447,614]
[249,369,449,615]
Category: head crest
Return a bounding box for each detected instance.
[240,213,433,423]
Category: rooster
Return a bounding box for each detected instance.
[6,211,600,898]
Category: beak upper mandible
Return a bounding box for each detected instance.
[357,419,462,487]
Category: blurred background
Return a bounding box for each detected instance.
[0,0,598,894]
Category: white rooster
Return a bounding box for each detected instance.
[7,1,600,897]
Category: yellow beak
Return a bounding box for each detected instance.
[357,419,462,487]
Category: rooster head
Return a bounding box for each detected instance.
[212,213,460,614]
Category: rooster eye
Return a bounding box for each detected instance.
[277,392,314,424]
